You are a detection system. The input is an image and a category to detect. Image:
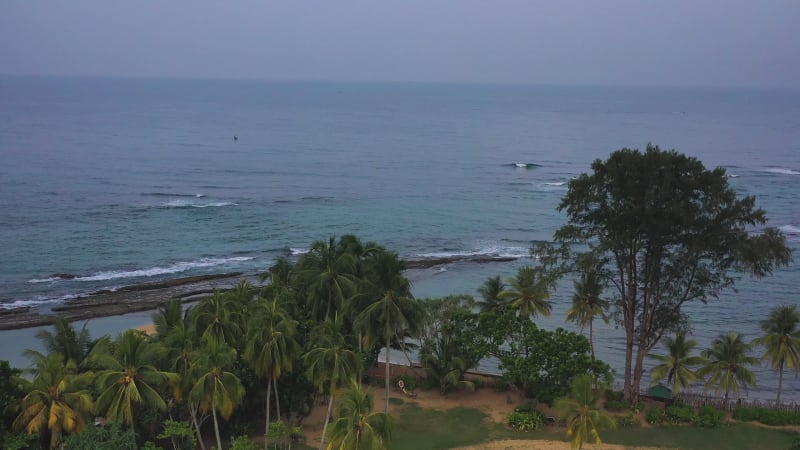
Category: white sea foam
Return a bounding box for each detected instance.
[161,200,239,208]
[289,247,310,255]
[764,168,800,175]
[542,182,566,186]
[75,256,255,282]
[416,245,529,259]
[28,276,63,284]
[0,294,78,310]
[780,225,800,235]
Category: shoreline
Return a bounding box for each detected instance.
[0,255,518,331]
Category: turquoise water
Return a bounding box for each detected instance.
[1,76,799,399]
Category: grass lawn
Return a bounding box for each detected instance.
[389,403,800,450]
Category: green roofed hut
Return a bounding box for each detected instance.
[646,384,673,401]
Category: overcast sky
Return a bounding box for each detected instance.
[1,1,798,88]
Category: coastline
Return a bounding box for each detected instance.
[0,255,517,331]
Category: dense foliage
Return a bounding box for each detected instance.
[554,144,791,402]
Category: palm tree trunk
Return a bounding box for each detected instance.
[385,335,391,414]
[777,365,784,404]
[190,402,207,450]
[319,394,334,450]
[213,407,223,450]
[274,376,282,420]
[266,377,273,436]
[589,320,595,362]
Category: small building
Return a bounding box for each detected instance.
[646,384,673,401]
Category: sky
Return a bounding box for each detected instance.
[1,0,799,88]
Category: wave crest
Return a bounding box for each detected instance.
[161,200,239,208]
[67,256,256,282]
[765,168,800,175]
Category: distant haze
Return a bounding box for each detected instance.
[2,0,799,88]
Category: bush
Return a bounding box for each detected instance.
[229,436,260,450]
[493,377,510,392]
[604,399,627,411]
[419,377,437,391]
[759,409,790,426]
[506,407,545,432]
[616,413,640,428]
[733,406,762,422]
[788,437,800,450]
[666,405,697,424]
[696,406,725,428]
[604,389,625,402]
[646,407,665,424]
[733,406,800,426]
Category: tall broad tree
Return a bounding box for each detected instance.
[752,305,800,404]
[477,275,507,314]
[566,271,609,362]
[555,144,791,402]
[355,250,422,414]
[697,331,759,406]
[647,332,705,396]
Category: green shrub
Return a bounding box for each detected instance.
[493,377,510,392]
[419,377,437,391]
[506,408,545,432]
[616,412,640,428]
[666,405,697,424]
[733,406,761,422]
[604,399,627,411]
[229,435,260,450]
[759,409,790,426]
[696,406,725,428]
[604,389,624,402]
[645,407,665,424]
[787,437,800,450]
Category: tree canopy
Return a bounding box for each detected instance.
[554,144,791,401]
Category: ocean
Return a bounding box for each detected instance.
[1,76,799,400]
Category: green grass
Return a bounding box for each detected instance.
[602,423,799,450]
[389,403,800,450]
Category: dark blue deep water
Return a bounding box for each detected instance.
[1,76,799,399]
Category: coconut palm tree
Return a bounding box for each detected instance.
[153,298,186,340]
[13,353,94,449]
[355,250,422,413]
[304,314,362,450]
[647,332,706,395]
[476,275,507,314]
[91,329,177,429]
[327,380,393,450]
[697,331,759,406]
[565,271,609,361]
[295,236,358,321]
[192,289,243,347]
[26,317,92,372]
[244,297,300,436]
[499,266,553,321]
[752,305,800,403]
[189,336,245,450]
[420,332,476,395]
[556,374,616,450]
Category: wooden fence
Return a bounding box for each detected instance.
[674,392,800,413]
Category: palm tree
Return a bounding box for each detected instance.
[327,380,393,450]
[13,353,94,449]
[556,374,616,450]
[91,329,177,429]
[244,297,300,436]
[420,332,476,395]
[476,275,507,314]
[355,250,422,413]
[189,336,245,450]
[697,331,759,406]
[500,266,553,321]
[752,305,800,403]
[647,332,706,395]
[192,289,243,347]
[27,317,92,371]
[565,271,609,361]
[304,315,362,450]
[295,236,358,321]
[153,298,186,340]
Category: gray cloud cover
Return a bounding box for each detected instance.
[1,0,798,88]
